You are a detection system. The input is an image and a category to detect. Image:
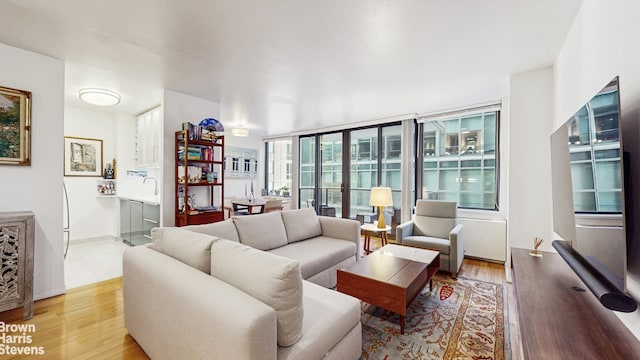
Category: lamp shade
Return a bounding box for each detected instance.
[369,187,393,207]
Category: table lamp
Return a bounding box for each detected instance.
[369,187,393,229]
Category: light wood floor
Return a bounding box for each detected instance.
[0,237,520,359]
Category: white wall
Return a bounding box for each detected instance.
[0,42,65,300]
[507,67,555,256]
[64,107,119,239]
[554,0,640,338]
[162,89,221,226]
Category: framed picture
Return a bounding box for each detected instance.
[0,86,32,165]
[64,136,103,177]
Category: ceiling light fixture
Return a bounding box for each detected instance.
[231,127,249,137]
[78,88,121,106]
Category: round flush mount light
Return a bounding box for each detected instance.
[78,88,121,106]
[231,127,249,137]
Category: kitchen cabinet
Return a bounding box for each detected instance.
[136,106,162,167]
[120,199,160,246]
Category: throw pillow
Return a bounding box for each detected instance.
[280,207,322,243]
[210,239,303,347]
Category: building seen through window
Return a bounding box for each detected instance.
[420,110,498,210]
[266,139,293,196]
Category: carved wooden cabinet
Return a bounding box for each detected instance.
[0,211,34,319]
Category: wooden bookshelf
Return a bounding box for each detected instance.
[175,130,224,226]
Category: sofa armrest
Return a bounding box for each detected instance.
[123,246,277,360]
[448,223,464,275]
[395,221,415,244]
[318,216,362,260]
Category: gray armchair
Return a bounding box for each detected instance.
[396,200,464,278]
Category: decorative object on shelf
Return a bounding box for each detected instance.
[198,118,224,132]
[529,237,544,257]
[78,88,120,106]
[64,136,103,177]
[103,163,114,179]
[369,187,393,229]
[0,85,31,166]
[224,146,258,178]
[97,179,116,195]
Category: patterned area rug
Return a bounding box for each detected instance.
[360,274,508,360]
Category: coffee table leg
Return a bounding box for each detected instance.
[400,316,405,334]
[430,279,433,291]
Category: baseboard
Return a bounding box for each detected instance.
[34,286,67,301]
[69,235,118,245]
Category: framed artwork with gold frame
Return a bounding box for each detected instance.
[64,136,103,177]
[0,86,31,166]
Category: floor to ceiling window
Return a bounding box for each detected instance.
[418,107,499,210]
[299,123,403,227]
[265,139,292,196]
[299,136,316,208]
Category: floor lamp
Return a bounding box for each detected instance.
[369,187,393,229]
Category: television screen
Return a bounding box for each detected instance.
[551,76,637,312]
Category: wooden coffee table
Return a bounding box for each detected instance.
[337,244,440,334]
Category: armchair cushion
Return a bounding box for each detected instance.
[413,200,457,238]
[401,236,451,255]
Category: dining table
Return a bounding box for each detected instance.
[231,199,266,215]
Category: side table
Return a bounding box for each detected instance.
[361,223,391,254]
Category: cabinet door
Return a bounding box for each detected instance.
[142,203,160,243]
[130,201,145,246]
[119,199,131,243]
[136,107,161,167]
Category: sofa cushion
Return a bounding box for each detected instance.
[267,236,356,280]
[277,281,361,360]
[182,219,240,242]
[233,212,288,250]
[150,227,216,273]
[281,208,322,243]
[210,240,303,347]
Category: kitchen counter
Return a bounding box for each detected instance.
[117,194,161,205]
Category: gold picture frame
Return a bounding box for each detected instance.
[64,136,103,177]
[0,86,32,165]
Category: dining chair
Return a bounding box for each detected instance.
[264,199,283,213]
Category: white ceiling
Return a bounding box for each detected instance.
[0,0,583,136]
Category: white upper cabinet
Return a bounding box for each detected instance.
[136,106,162,167]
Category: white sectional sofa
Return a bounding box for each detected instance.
[123,208,363,360]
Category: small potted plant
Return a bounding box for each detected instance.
[280,186,290,197]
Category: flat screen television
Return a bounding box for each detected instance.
[550,76,637,312]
